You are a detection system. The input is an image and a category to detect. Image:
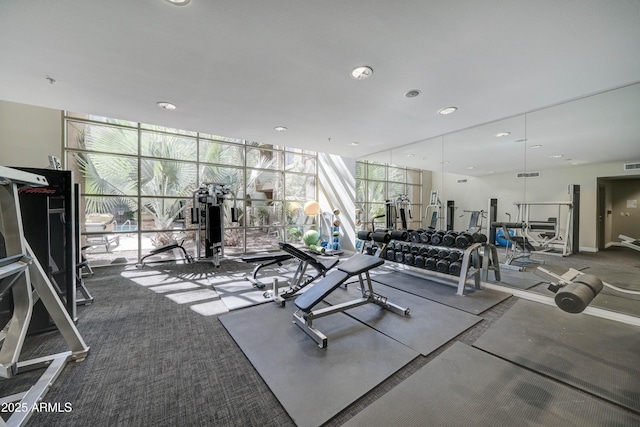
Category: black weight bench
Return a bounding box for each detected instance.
[293,254,410,348]
[241,242,339,306]
[136,240,194,268]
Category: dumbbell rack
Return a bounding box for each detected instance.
[381,239,484,296]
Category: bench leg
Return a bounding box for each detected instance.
[293,309,328,348]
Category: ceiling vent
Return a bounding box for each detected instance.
[457,179,467,183]
[623,162,640,171]
[516,172,540,178]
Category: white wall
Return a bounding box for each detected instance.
[0,100,62,167]
[431,162,640,251]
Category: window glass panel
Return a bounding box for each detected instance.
[200,133,244,144]
[285,173,315,200]
[356,162,366,179]
[247,170,283,200]
[388,166,405,183]
[139,197,190,234]
[66,112,137,127]
[140,123,197,136]
[141,131,197,161]
[199,165,244,198]
[285,146,316,155]
[407,185,421,204]
[224,227,245,254]
[66,121,137,154]
[285,153,316,173]
[140,159,197,197]
[367,163,386,180]
[246,147,283,169]
[388,182,406,197]
[199,139,244,166]
[356,179,366,203]
[69,152,138,196]
[366,181,386,203]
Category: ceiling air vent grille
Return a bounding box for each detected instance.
[624,162,640,171]
[516,172,540,178]
[457,179,467,183]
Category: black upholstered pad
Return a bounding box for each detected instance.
[279,242,338,272]
[240,252,292,263]
[294,270,350,312]
[337,254,384,275]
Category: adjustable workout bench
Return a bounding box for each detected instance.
[619,234,640,252]
[241,242,339,305]
[292,254,410,348]
[137,240,194,268]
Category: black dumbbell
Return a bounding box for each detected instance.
[442,231,458,247]
[436,258,450,273]
[414,255,425,268]
[427,247,439,257]
[386,249,396,261]
[420,230,433,244]
[455,232,474,249]
[472,232,487,244]
[449,261,462,276]
[430,230,445,246]
[419,246,429,256]
[426,257,438,270]
[404,253,414,265]
[448,251,461,262]
[410,245,420,254]
[395,251,404,263]
[438,249,450,259]
[409,230,422,243]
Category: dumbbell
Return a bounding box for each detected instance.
[436,258,450,273]
[438,249,451,259]
[472,232,487,244]
[420,230,433,244]
[401,243,411,253]
[410,245,420,255]
[404,253,415,265]
[419,246,430,256]
[427,247,439,257]
[414,255,425,268]
[442,231,458,247]
[448,251,461,262]
[425,256,438,270]
[449,261,462,276]
[455,232,474,249]
[395,251,404,263]
[409,230,423,243]
[430,230,445,246]
[386,249,396,261]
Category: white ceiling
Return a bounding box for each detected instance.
[1,1,640,175]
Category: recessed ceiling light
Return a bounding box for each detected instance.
[514,138,528,143]
[571,162,580,165]
[404,90,421,98]
[351,66,373,80]
[529,144,542,149]
[406,154,415,157]
[157,101,177,110]
[441,161,450,165]
[164,0,190,5]
[466,166,474,170]
[438,107,457,115]
[495,132,510,138]
[349,142,360,146]
[274,126,288,132]
[550,154,563,158]
[487,170,495,174]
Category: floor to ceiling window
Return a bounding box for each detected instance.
[356,161,422,232]
[64,112,317,267]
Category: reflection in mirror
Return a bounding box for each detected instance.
[391,137,442,229]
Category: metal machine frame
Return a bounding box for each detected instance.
[0,165,89,427]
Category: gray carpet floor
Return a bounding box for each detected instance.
[2,246,639,426]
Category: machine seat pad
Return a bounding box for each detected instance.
[150,241,181,254]
[337,254,384,276]
[280,242,339,272]
[241,252,292,263]
[295,270,350,313]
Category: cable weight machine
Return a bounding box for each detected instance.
[191,183,238,267]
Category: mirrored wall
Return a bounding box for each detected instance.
[360,82,640,318]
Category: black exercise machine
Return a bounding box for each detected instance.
[241,242,339,305]
[292,254,410,348]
